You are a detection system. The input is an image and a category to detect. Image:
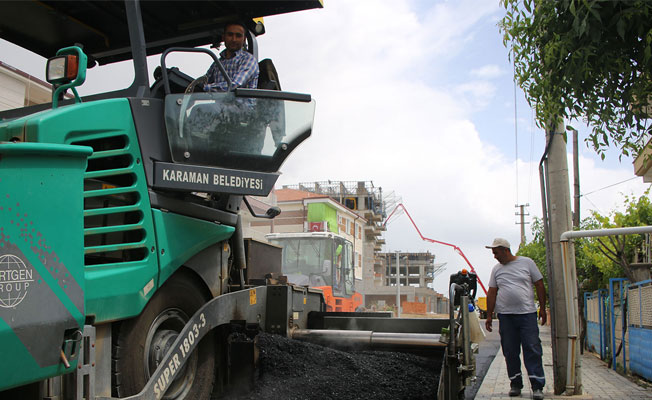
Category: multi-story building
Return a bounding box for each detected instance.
[366,251,448,313]
[280,182,387,294]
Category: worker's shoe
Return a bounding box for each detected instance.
[508,387,521,396]
[532,388,544,400]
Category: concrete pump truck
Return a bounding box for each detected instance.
[0,1,483,399]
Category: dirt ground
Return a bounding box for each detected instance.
[228,333,443,400]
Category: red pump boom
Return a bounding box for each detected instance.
[383,203,488,296]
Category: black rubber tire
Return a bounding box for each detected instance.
[112,271,215,399]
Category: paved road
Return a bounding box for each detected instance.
[465,320,501,400]
[476,323,652,399]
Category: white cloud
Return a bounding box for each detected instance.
[471,64,503,79]
[455,80,497,109]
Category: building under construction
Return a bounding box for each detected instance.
[282,181,387,292]
[284,181,386,216]
[361,252,449,314]
[282,181,448,314]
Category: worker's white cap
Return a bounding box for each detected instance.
[485,238,510,249]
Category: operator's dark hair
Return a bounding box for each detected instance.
[223,21,248,33]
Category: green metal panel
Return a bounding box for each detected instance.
[151,209,235,285]
[0,143,90,390]
[1,99,159,323]
[307,203,338,233]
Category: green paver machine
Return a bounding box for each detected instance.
[0,2,483,398]
[0,1,323,398]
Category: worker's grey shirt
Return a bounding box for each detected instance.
[488,256,542,314]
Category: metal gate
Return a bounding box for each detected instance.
[627,279,652,381]
[584,289,609,360]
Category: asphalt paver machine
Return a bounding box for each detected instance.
[0,1,480,398]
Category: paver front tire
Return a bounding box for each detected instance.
[112,271,215,399]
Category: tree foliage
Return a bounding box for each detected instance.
[583,189,652,282]
[517,217,549,290]
[500,0,652,159]
[517,190,652,291]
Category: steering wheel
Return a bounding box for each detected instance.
[185,75,208,94]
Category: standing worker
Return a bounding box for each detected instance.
[484,238,547,400]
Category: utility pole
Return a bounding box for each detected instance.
[545,121,581,395]
[515,204,530,248]
[396,251,401,318]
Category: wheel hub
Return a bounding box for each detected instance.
[144,309,198,399]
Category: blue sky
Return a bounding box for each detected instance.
[1,0,649,295]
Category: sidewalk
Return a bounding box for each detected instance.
[475,324,652,399]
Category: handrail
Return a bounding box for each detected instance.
[160,47,232,95]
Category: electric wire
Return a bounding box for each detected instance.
[580,176,639,197]
[582,195,603,215]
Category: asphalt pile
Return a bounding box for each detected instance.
[230,333,442,400]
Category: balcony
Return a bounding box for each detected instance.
[365,224,381,238]
[634,138,652,183]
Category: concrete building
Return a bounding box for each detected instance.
[381,252,445,288]
[634,137,652,182]
[362,252,448,314]
[1,60,75,113]
[1,61,52,111]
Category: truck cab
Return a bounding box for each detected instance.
[266,232,364,312]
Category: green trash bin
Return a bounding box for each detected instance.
[0,142,92,390]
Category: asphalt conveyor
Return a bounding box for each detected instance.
[291,329,446,351]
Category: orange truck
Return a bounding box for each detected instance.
[266,232,363,312]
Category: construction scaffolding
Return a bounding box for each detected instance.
[283,181,387,217]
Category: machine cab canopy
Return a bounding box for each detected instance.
[1,0,323,66]
[1,0,322,177]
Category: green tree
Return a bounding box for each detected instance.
[500,0,652,159]
[582,189,652,282]
[516,217,600,292]
[518,190,652,289]
[517,217,548,290]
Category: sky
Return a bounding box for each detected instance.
[1,0,650,296]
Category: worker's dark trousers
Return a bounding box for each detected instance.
[498,312,545,390]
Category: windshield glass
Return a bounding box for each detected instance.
[164,91,315,172]
[269,237,334,288]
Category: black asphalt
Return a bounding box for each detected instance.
[465,320,501,400]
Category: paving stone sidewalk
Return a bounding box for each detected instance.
[475,324,652,399]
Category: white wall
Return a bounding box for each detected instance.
[0,72,25,111]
